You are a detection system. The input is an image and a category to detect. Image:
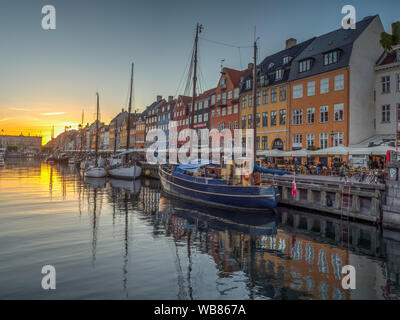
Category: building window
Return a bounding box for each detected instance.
[228,91,232,99]
[320,105,329,123]
[382,76,390,93]
[255,136,260,150]
[293,84,303,99]
[299,59,312,72]
[242,137,246,149]
[320,78,329,94]
[211,95,215,105]
[222,93,226,104]
[242,96,247,109]
[283,56,289,65]
[241,116,246,129]
[262,112,268,127]
[217,94,221,102]
[234,104,238,114]
[204,113,208,121]
[323,50,338,65]
[334,74,344,91]
[280,86,286,101]
[228,106,232,115]
[248,95,253,107]
[397,74,400,92]
[198,114,203,122]
[263,89,268,104]
[222,108,226,116]
[194,115,198,123]
[234,121,238,129]
[256,92,261,106]
[234,88,239,99]
[246,79,251,89]
[211,110,215,118]
[319,133,328,149]
[293,134,302,148]
[271,88,277,103]
[279,109,286,125]
[307,81,315,96]
[306,133,315,148]
[216,109,221,117]
[248,114,253,129]
[334,132,344,146]
[276,69,284,80]
[293,109,303,125]
[256,113,260,128]
[307,107,315,124]
[382,104,391,123]
[271,111,277,126]
[334,103,344,121]
[262,136,268,150]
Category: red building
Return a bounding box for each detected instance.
[209,66,253,147]
[172,95,192,146]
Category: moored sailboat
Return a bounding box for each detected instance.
[108,63,141,180]
[85,93,107,178]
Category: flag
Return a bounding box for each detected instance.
[292,177,297,198]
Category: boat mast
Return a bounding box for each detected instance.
[95,92,99,167]
[126,63,134,159]
[190,24,202,130]
[252,39,257,183]
[80,110,84,154]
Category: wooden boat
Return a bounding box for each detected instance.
[159,161,287,211]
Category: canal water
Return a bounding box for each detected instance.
[0,159,399,299]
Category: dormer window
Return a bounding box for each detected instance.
[268,62,274,69]
[323,50,339,66]
[283,56,289,64]
[245,79,252,89]
[299,59,312,73]
[275,69,284,80]
[220,77,227,89]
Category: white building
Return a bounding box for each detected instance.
[374,44,400,144]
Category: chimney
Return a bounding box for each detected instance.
[168,96,173,102]
[248,63,254,70]
[285,38,297,49]
[156,95,162,102]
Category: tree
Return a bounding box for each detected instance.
[380,22,400,51]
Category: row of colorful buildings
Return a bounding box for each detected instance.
[50,15,400,158]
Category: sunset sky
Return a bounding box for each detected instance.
[0,0,399,144]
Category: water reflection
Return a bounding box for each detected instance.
[0,160,399,299]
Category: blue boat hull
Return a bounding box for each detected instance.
[159,166,280,211]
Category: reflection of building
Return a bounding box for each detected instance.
[0,134,42,152]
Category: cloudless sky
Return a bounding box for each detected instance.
[0,0,399,143]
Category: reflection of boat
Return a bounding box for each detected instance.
[85,177,106,189]
[110,178,141,195]
[161,198,277,236]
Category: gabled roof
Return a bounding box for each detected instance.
[221,67,252,87]
[289,15,378,81]
[376,49,400,67]
[241,37,315,93]
[197,87,216,100]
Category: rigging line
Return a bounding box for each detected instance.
[199,36,252,48]
[175,44,194,98]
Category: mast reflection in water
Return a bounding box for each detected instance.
[0,159,399,300]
